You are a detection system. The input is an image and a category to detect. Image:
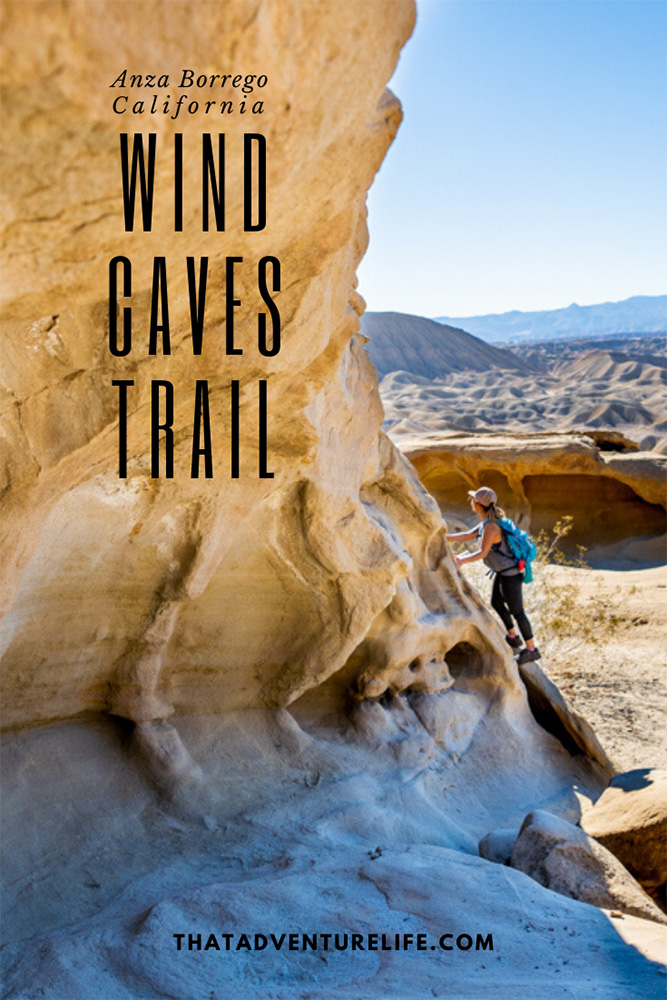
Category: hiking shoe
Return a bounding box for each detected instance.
[505,634,522,650]
[517,647,541,665]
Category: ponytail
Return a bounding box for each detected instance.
[484,501,506,522]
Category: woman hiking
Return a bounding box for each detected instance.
[446,486,541,665]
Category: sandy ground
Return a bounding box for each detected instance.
[529,564,667,773]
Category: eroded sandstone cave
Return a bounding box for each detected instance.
[407,434,666,561]
[524,473,666,549]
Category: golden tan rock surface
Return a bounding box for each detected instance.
[2,1,612,751]
[0,0,557,755]
[2,0,459,728]
[581,769,667,895]
[399,432,666,559]
[509,810,667,926]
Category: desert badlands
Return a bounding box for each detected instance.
[1,3,666,1000]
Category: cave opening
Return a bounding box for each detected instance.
[476,468,527,525]
[586,431,640,454]
[417,467,471,522]
[523,474,666,551]
[444,641,486,680]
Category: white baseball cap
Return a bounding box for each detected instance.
[467,487,498,507]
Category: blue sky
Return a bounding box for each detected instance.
[357,0,667,317]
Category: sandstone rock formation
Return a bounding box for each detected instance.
[478,827,520,865]
[367,310,667,561]
[581,769,667,901]
[2,2,666,997]
[0,0,424,729]
[397,432,666,561]
[518,659,614,778]
[510,811,667,925]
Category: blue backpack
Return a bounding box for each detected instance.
[497,517,537,583]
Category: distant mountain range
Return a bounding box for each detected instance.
[359,311,533,380]
[435,295,667,344]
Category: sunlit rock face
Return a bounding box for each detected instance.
[1,0,454,728]
[0,0,611,803]
[0,0,558,737]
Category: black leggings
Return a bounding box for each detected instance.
[491,573,534,641]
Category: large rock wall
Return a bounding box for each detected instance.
[0,0,522,732]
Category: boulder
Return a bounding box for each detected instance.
[581,769,667,893]
[478,827,520,865]
[517,659,615,781]
[510,810,667,925]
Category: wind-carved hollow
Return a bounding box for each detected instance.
[289,658,364,735]
[288,595,487,738]
[586,431,640,454]
[444,641,487,682]
[418,465,530,530]
[290,648,457,736]
[360,650,456,699]
[523,474,666,550]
